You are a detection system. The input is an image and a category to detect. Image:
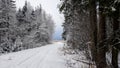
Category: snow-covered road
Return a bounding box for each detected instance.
[0,42,66,68]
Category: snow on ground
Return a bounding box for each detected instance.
[0,42,66,68]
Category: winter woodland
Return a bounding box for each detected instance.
[59,0,120,68]
[0,0,54,54]
[1,0,120,68]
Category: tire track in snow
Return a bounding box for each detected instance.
[36,47,54,68]
[18,44,55,68]
[17,50,40,65]
[0,42,66,68]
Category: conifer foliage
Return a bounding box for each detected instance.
[0,1,54,54]
[60,0,120,68]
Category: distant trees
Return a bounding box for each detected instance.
[0,1,54,54]
[60,0,120,68]
[34,6,54,44]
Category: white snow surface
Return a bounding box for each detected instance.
[0,42,66,68]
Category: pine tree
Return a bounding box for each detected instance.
[16,2,54,49]
[0,0,16,53]
[60,0,120,68]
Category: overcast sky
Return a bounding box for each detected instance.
[15,0,64,40]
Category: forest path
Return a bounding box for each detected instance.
[0,42,66,68]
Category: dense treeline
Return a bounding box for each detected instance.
[0,0,54,54]
[60,0,120,68]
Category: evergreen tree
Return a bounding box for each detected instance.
[60,0,120,68]
[0,0,54,54]
[16,2,54,49]
[0,0,16,53]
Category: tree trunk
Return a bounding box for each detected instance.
[112,47,119,68]
[89,0,97,64]
[112,3,120,68]
[96,7,107,68]
[89,0,108,68]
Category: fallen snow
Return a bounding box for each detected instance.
[0,42,66,68]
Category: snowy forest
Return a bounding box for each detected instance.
[1,0,120,68]
[60,0,120,68]
[0,0,54,54]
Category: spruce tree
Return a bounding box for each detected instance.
[0,0,16,53]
